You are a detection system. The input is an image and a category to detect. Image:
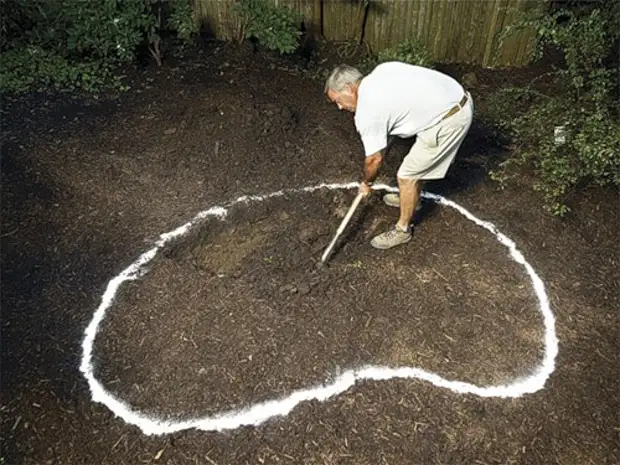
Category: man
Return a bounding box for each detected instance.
[324,61,473,250]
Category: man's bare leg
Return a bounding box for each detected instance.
[396,177,423,231]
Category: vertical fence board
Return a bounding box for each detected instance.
[425,0,438,57]
[387,1,395,45]
[454,0,471,62]
[446,0,459,60]
[389,0,399,46]
[512,0,529,66]
[412,0,421,40]
[412,0,420,41]
[343,0,359,42]
[496,0,518,66]
[495,0,514,66]
[321,1,334,40]
[482,0,501,66]
[469,1,493,64]
[368,2,378,48]
[213,1,224,38]
[434,0,448,59]
[440,0,454,61]
[390,0,400,47]
[513,0,538,66]
[501,0,521,66]
[473,1,487,63]
[409,0,420,41]
[339,1,346,41]
[355,1,361,42]
[364,1,372,49]
[420,0,432,49]
[432,0,443,59]
[453,0,467,62]
[376,1,386,48]
[385,1,396,48]
[353,1,360,42]
[398,0,409,45]
[369,0,380,49]
[435,0,448,58]
[443,0,456,61]
[416,0,425,42]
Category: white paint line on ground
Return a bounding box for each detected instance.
[79,182,558,436]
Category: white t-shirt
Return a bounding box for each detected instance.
[354,61,465,156]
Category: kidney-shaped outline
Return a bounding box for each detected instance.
[79,182,559,436]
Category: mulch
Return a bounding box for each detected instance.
[1,39,618,465]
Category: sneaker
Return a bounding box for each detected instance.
[370,225,412,249]
[382,193,401,208]
[382,193,423,211]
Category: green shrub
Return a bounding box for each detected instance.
[63,0,154,63]
[166,0,200,42]
[231,0,302,54]
[361,38,434,73]
[0,0,198,94]
[488,6,620,216]
[0,45,123,93]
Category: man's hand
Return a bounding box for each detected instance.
[359,180,373,197]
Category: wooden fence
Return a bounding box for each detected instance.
[193,0,545,67]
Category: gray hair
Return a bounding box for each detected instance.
[324,64,363,93]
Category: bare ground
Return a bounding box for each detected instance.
[1,40,619,465]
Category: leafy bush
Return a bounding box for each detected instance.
[488,5,620,216]
[166,0,200,42]
[231,0,302,54]
[0,45,124,93]
[62,0,154,63]
[0,0,198,94]
[360,38,434,73]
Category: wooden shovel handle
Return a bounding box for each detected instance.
[321,192,364,263]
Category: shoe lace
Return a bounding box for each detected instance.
[386,226,404,238]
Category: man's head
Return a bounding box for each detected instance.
[324,64,363,112]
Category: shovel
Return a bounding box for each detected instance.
[321,191,364,263]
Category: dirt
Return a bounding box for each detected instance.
[95,187,543,420]
[1,39,619,465]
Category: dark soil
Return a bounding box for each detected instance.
[2,40,619,465]
[96,187,543,420]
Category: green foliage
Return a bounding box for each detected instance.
[0,0,198,94]
[166,0,200,42]
[62,0,154,63]
[488,6,620,216]
[231,0,302,54]
[0,45,124,93]
[360,38,434,73]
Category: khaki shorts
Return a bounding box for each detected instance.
[398,92,474,180]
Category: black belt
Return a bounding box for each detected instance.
[442,94,468,121]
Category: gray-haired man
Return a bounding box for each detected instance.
[325,61,473,250]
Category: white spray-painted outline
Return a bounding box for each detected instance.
[79,182,558,436]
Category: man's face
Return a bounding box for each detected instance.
[327,85,357,113]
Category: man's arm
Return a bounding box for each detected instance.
[358,150,384,197]
[363,151,384,185]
